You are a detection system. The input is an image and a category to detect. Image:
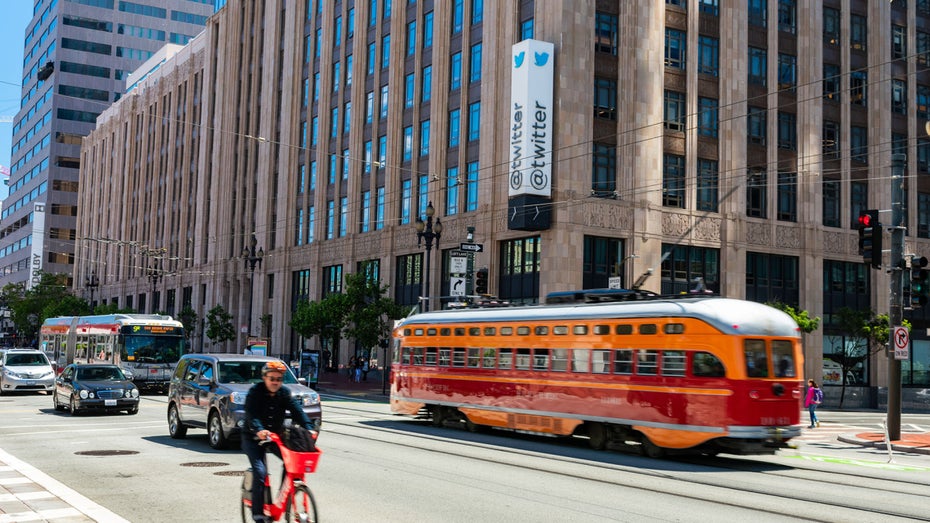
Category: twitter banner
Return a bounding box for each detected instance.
[509,39,554,199]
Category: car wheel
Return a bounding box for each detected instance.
[53,391,65,411]
[167,404,187,438]
[208,411,228,450]
[69,396,80,416]
[127,406,139,415]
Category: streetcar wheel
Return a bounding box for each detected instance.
[640,437,666,459]
[208,411,229,449]
[587,423,608,450]
[168,404,187,438]
[285,484,318,523]
[69,396,80,416]
[464,417,481,433]
[430,406,444,427]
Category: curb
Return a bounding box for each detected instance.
[836,433,930,456]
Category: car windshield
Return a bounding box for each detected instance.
[217,361,298,385]
[7,353,49,366]
[76,366,126,381]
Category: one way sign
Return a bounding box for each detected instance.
[459,243,483,252]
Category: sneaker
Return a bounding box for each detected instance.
[808,425,814,429]
[816,421,820,427]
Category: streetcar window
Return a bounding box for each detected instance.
[639,324,658,335]
[425,348,438,365]
[402,347,412,365]
[553,326,569,335]
[636,350,658,375]
[662,351,687,376]
[693,352,726,377]
[500,327,513,335]
[413,348,425,365]
[439,348,451,366]
[440,328,451,336]
[615,324,633,335]
[744,340,768,377]
[467,348,481,367]
[484,327,496,336]
[404,329,412,336]
[772,340,796,377]
[455,328,466,336]
[592,350,611,374]
[499,348,513,369]
[551,349,568,372]
[414,328,424,336]
[593,325,610,335]
[535,326,549,335]
[664,323,685,334]
[427,328,438,336]
[517,326,530,335]
[613,349,633,374]
[469,327,480,336]
[533,349,550,371]
[515,348,531,370]
[573,325,588,335]
[571,349,589,372]
[452,348,466,367]
[481,348,495,367]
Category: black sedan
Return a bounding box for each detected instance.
[53,364,140,415]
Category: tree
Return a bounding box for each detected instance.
[205,304,236,348]
[342,269,406,357]
[289,294,348,370]
[766,301,821,334]
[177,305,199,351]
[832,307,911,408]
[1,273,85,346]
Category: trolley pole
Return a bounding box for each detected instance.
[888,153,905,441]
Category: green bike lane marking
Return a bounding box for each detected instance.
[785,454,930,472]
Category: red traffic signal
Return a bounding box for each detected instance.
[857,210,881,269]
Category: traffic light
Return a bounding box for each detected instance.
[910,255,929,309]
[857,210,882,269]
[474,268,489,295]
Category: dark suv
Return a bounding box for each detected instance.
[167,354,322,449]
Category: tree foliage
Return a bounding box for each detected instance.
[205,304,236,346]
[1,273,88,345]
[765,301,820,334]
[177,305,199,342]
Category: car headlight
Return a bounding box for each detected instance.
[231,391,247,405]
[131,388,139,398]
[301,391,321,407]
[79,389,89,399]
[4,369,23,378]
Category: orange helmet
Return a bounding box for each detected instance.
[262,360,288,375]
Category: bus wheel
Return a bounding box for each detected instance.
[587,423,609,450]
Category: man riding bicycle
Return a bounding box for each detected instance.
[243,360,315,523]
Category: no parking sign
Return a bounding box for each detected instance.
[893,325,910,360]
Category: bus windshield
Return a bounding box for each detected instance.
[122,335,184,364]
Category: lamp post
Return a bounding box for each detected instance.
[85,271,100,308]
[147,262,160,313]
[415,201,442,311]
[242,234,264,337]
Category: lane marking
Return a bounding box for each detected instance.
[785,454,930,472]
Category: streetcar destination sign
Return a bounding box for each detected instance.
[459,243,484,252]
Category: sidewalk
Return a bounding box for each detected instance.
[837,430,930,455]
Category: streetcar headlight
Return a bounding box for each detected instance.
[79,389,89,399]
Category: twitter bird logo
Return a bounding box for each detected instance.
[514,51,525,68]
[534,52,549,67]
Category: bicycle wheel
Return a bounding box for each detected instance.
[284,484,317,523]
[240,475,251,523]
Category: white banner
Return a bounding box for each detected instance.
[509,39,554,198]
[28,203,46,289]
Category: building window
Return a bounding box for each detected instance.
[850,126,868,163]
[663,154,685,208]
[919,31,930,66]
[698,97,718,138]
[850,71,867,106]
[401,179,412,225]
[422,65,432,102]
[376,187,385,230]
[823,180,840,228]
[823,120,839,160]
[699,0,718,16]
[452,0,463,33]
[698,35,719,76]
[595,12,618,55]
[592,142,616,197]
[470,43,482,83]
[660,244,720,295]
[360,191,371,233]
[326,200,335,240]
[420,120,430,156]
[521,19,534,40]
[748,0,767,27]
[366,91,374,123]
[746,252,799,306]
[919,139,930,173]
[823,7,839,45]
[664,90,685,131]
[367,43,376,74]
[403,126,413,161]
[697,159,718,212]
[380,85,389,118]
[747,169,767,218]
[394,254,422,307]
[777,0,796,34]
[851,181,868,229]
[777,112,796,150]
[892,79,907,115]
[382,35,390,69]
[407,21,416,55]
[665,29,686,69]
[892,25,906,60]
[499,237,541,305]
[823,63,840,102]
[851,14,867,51]
[446,167,459,216]
[450,52,462,90]
[582,236,626,289]
[749,47,767,86]
[777,171,797,222]
[468,102,480,141]
[747,106,766,146]
[423,11,433,48]
[777,53,796,90]
[918,85,930,120]
[466,161,479,212]
[919,192,930,238]
[405,73,415,108]
[449,109,460,147]
[594,77,617,120]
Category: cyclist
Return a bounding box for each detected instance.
[243,360,315,523]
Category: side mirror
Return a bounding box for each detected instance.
[298,377,307,385]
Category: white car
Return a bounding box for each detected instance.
[0,349,56,394]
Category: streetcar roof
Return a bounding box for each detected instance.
[396,297,800,337]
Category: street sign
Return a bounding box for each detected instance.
[608,276,623,289]
[450,256,468,274]
[459,243,484,252]
[893,325,910,360]
[450,276,466,296]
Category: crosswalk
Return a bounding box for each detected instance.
[0,449,127,523]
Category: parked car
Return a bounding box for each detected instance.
[167,354,322,449]
[0,348,55,395]
[53,364,140,415]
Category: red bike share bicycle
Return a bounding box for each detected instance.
[240,432,322,523]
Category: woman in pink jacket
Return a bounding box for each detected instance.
[804,379,823,428]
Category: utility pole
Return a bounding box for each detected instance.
[888,153,905,441]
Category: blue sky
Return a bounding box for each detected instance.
[0,3,36,201]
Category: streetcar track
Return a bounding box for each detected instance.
[320,406,929,522]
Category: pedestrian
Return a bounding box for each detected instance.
[354,356,363,383]
[804,379,823,428]
[348,356,356,382]
[361,356,370,381]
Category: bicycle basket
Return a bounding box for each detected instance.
[283,448,323,475]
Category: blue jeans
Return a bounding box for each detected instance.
[808,404,819,426]
[242,436,280,518]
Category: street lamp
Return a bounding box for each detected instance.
[415,201,442,311]
[242,234,264,337]
[85,271,100,308]
[147,262,160,313]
